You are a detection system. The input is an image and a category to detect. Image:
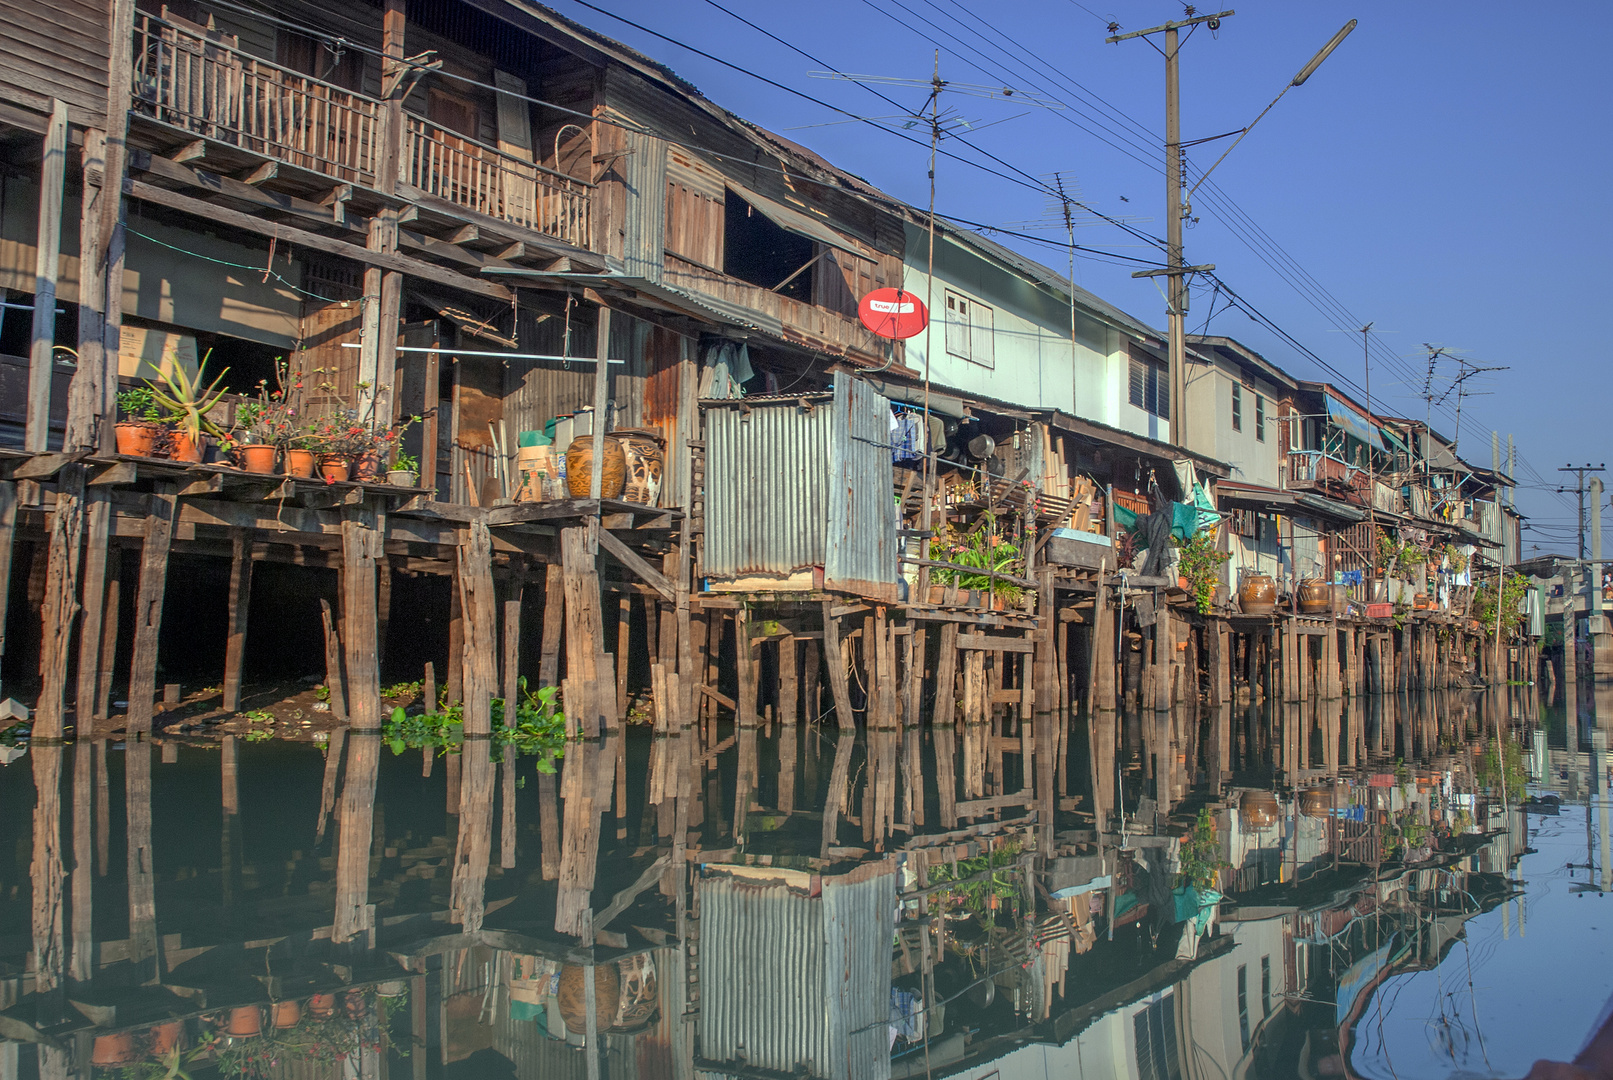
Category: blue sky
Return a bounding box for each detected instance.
[548,0,1608,549]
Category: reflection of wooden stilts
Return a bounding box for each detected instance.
[70,739,92,983]
[316,728,346,843]
[450,742,494,932]
[820,729,855,858]
[537,765,560,881]
[935,721,958,828]
[556,734,616,936]
[333,733,379,946]
[500,747,516,870]
[32,744,65,1003]
[778,715,797,812]
[125,741,156,968]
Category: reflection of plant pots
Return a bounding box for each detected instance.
[386,469,418,488]
[168,430,203,463]
[92,1032,138,1065]
[149,1020,184,1055]
[226,1006,262,1037]
[272,1001,301,1028]
[285,449,317,478]
[115,421,158,456]
[307,993,336,1018]
[319,456,351,483]
[343,989,368,1018]
[375,981,407,998]
[238,444,278,474]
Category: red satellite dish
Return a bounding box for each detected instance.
[858,288,929,340]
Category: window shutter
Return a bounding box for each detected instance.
[1231,383,1242,431]
[1255,394,1265,442]
[970,302,995,368]
[944,292,969,358]
[1154,364,1170,420]
[1129,358,1146,409]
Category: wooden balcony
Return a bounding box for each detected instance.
[130,15,594,250]
[1287,450,1361,490]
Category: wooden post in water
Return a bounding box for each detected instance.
[343,507,383,729]
[35,466,85,740]
[447,561,464,704]
[126,484,177,734]
[539,563,564,688]
[457,520,497,737]
[560,524,607,736]
[319,599,348,723]
[777,632,798,726]
[821,601,856,728]
[450,742,494,931]
[74,491,112,726]
[734,606,759,728]
[125,739,156,970]
[69,739,93,983]
[221,530,253,713]
[31,744,65,1016]
[615,595,632,720]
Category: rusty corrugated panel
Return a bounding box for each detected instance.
[704,398,832,578]
[696,866,894,1080]
[825,379,898,599]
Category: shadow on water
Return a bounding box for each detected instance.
[1,680,1610,1078]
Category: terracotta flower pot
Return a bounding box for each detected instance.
[167,430,203,463]
[148,1020,184,1055]
[285,449,317,477]
[272,1000,301,1028]
[238,443,278,474]
[92,1032,138,1065]
[115,421,158,456]
[307,993,336,1018]
[352,449,386,482]
[319,456,350,483]
[226,1006,262,1037]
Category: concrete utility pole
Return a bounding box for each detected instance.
[1558,463,1606,562]
[1109,10,1234,449]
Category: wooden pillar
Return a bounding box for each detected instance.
[559,525,606,736]
[221,529,253,713]
[734,607,759,728]
[72,491,112,727]
[933,622,959,729]
[375,554,392,671]
[25,101,68,453]
[1320,626,1339,701]
[820,601,856,729]
[1153,603,1173,712]
[502,585,524,718]
[93,550,121,721]
[447,562,464,703]
[539,562,564,687]
[457,519,497,736]
[615,595,632,721]
[35,465,85,739]
[777,632,798,726]
[125,483,177,734]
[319,599,348,723]
[1092,581,1116,711]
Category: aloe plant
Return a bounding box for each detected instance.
[144,350,230,445]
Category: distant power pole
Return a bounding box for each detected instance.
[1559,463,1607,561]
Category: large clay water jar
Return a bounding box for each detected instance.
[1239,573,1278,615]
[615,429,665,506]
[565,434,626,499]
[1240,789,1280,829]
[1297,579,1333,614]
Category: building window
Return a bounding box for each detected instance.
[944,291,995,368]
[723,194,814,301]
[1255,394,1266,442]
[1231,383,1242,431]
[1261,955,1271,1018]
[1237,964,1250,1052]
[1129,356,1170,420]
[1133,995,1182,1080]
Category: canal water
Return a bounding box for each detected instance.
[1,687,1610,1079]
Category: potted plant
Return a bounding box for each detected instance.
[224,400,278,474]
[388,450,419,488]
[146,352,229,464]
[285,429,322,478]
[1173,529,1232,615]
[115,386,164,456]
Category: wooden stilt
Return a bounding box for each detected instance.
[35,466,86,739]
[221,529,253,714]
[734,607,759,728]
[74,491,112,726]
[933,622,959,729]
[539,562,565,688]
[503,589,524,717]
[457,520,497,737]
[777,632,798,726]
[821,601,856,729]
[125,483,177,734]
[375,555,392,673]
[319,599,348,723]
[1092,580,1115,712]
[423,661,437,714]
[447,561,464,704]
[559,524,607,736]
[802,636,821,724]
[615,595,632,721]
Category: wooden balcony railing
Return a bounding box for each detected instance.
[131,16,596,250]
[1287,450,1361,488]
[131,15,381,185]
[402,117,593,249]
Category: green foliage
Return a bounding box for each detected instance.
[144,351,230,444]
[381,680,422,699]
[1473,571,1529,641]
[117,386,163,423]
[1172,529,1231,615]
[1177,807,1229,889]
[927,840,1023,919]
[383,678,567,773]
[314,685,330,702]
[392,450,419,472]
[1383,808,1432,861]
[930,514,1026,605]
[1478,733,1527,803]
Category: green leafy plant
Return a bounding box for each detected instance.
[117,386,163,423]
[926,840,1023,920]
[1473,571,1529,641]
[1477,733,1527,803]
[1172,529,1231,615]
[392,450,419,472]
[144,351,231,446]
[930,514,1026,605]
[383,678,568,773]
[1177,807,1229,889]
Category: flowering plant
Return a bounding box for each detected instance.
[221,361,307,454]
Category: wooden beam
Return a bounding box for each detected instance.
[221,530,252,713]
[125,483,177,733]
[596,527,675,601]
[171,139,206,163]
[25,104,68,452]
[238,161,277,185]
[123,179,514,302]
[957,633,1035,654]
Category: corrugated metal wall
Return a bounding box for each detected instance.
[825,379,898,599]
[697,864,895,1080]
[623,131,668,283]
[704,398,832,577]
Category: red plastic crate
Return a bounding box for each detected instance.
[1365,602,1394,619]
